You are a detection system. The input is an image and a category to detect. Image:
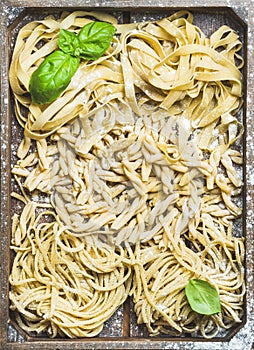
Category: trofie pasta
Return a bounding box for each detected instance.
[9,10,245,338]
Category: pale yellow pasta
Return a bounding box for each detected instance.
[9,10,244,339]
[10,201,132,338]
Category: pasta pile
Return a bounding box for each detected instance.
[9,10,245,338]
[10,204,132,337]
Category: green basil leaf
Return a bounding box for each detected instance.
[29,50,79,105]
[77,21,116,60]
[29,22,116,105]
[58,29,80,56]
[185,279,221,315]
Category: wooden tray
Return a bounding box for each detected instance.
[1,1,254,349]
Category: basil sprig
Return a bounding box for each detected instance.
[185,279,221,315]
[29,21,116,105]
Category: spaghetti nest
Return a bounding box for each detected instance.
[9,10,245,338]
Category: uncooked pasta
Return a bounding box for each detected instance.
[9,10,245,338]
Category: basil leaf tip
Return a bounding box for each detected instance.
[185,279,221,315]
[29,21,116,105]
